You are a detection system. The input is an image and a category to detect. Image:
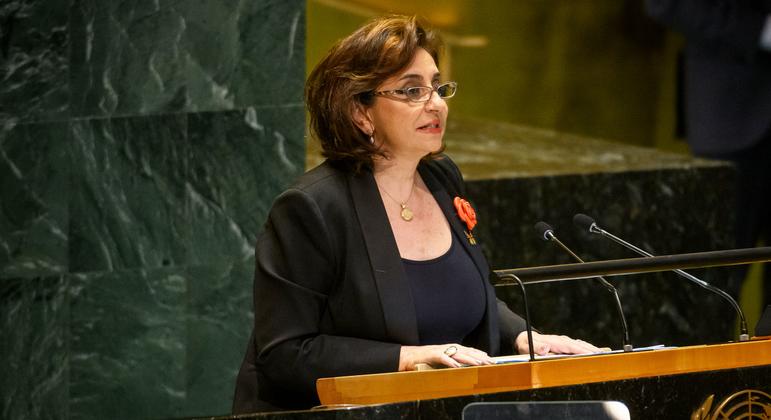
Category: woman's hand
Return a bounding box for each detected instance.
[399,344,494,371]
[515,331,605,356]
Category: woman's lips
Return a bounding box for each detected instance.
[417,121,442,133]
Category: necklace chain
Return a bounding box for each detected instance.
[378,178,416,222]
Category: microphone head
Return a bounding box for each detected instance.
[534,221,555,241]
[573,213,597,233]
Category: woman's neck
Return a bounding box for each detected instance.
[373,156,419,181]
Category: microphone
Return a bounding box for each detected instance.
[534,221,633,351]
[573,213,749,342]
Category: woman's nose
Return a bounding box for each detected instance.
[424,90,445,112]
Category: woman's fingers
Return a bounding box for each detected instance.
[545,336,602,354]
[515,331,606,355]
[570,338,603,353]
[435,344,493,368]
[532,340,551,355]
[450,346,493,366]
[440,354,463,368]
[400,344,498,370]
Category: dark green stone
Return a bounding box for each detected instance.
[0,121,70,278]
[0,0,71,123]
[185,107,305,265]
[69,268,187,419]
[69,0,305,118]
[68,114,189,272]
[183,260,254,417]
[0,276,69,419]
[1,0,306,418]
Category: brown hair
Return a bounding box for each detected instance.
[305,15,444,172]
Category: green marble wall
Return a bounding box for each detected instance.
[0,1,305,419]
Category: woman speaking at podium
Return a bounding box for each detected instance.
[233,15,600,413]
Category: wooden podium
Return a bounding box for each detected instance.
[317,339,771,415]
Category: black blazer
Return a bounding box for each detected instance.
[646,0,771,155]
[232,155,526,412]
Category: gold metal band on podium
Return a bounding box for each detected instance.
[691,389,771,420]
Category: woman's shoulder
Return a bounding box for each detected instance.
[267,161,352,228]
[288,160,349,196]
[420,154,465,193]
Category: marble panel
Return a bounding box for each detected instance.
[0,276,69,420]
[69,268,187,420]
[69,0,305,118]
[0,0,70,123]
[226,1,305,110]
[0,120,69,279]
[183,259,254,418]
[185,107,304,266]
[68,114,189,273]
[470,166,736,349]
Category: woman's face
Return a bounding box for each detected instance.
[365,48,449,161]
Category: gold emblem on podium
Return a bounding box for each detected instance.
[691,389,771,420]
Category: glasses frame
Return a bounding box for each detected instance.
[372,81,457,103]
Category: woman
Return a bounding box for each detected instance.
[233,15,601,413]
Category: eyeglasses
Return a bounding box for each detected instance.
[372,81,457,103]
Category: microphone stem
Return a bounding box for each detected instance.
[548,234,633,351]
[592,225,651,258]
[598,229,707,286]
[596,228,749,341]
[499,274,536,361]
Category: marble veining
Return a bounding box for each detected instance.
[183,260,256,417]
[0,276,69,419]
[185,107,304,266]
[0,121,70,278]
[69,0,305,118]
[69,268,188,419]
[68,114,190,272]
[0,0,71,123]
[2,1,306,418]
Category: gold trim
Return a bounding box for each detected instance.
[692,389,771,420]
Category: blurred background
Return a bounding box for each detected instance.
[308,0,682,152]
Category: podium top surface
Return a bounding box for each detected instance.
[441,116,726,180]
[316,339,771,406]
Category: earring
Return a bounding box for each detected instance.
[369,131,375,144]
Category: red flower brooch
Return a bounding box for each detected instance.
[453,197,477,245]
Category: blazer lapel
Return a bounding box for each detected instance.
[347,169,420,345]
[418,164,490,280]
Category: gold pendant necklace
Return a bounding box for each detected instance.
[378,177,416,222]
[399,203,414,222]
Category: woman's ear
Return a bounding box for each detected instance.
[351,102,374,136]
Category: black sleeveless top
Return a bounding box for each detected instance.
[402,231,487,345]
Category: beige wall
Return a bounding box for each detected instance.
[307,0,686,152]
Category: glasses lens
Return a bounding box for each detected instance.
[437,82,457,99]
[405,87,432,102]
